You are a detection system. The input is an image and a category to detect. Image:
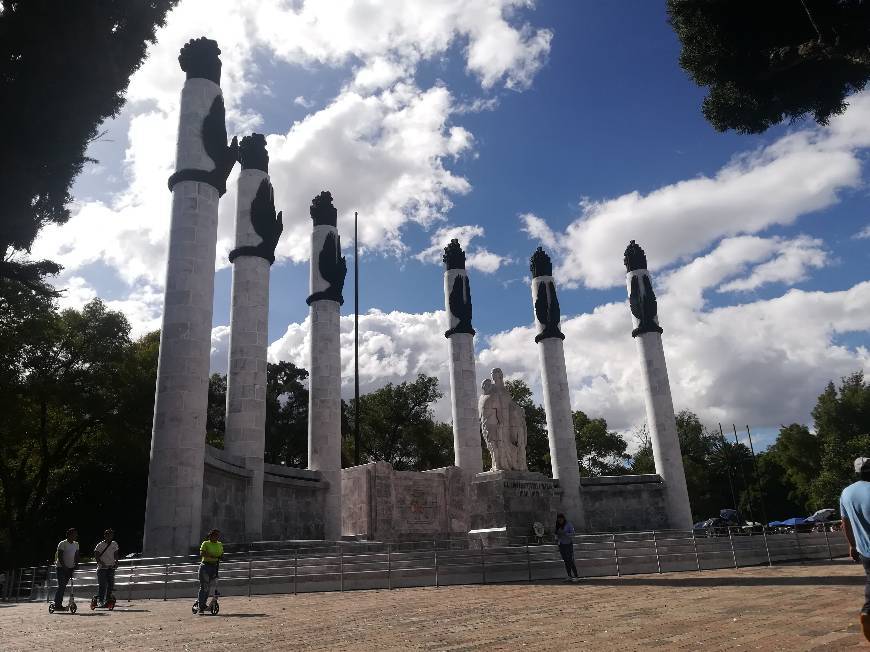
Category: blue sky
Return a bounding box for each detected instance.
[35,0,870,448]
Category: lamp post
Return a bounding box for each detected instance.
[354,211,360,466]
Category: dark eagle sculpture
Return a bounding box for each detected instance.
[228,179,283,264]
[445,275,474,337]
[534,280,564,343]
[629,274,663,337]
[306,231,347,305]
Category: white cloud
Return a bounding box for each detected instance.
[415,224,511,273]
[718,236,827,293]
[532,94,870,289]
[32,0,550,328]
[210,325,232,375]
[55,276,97,312]
[293,95,314,109]
[520,212,558,249]
[854,224,870,239]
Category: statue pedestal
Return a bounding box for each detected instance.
[470,471,562,542]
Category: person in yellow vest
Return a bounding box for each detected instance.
[197,529,223,613]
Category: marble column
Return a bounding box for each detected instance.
[224,134,283,543]
[624,240,693,530]
[442,239,483,473]
[306,191,346,540]
[530,247,584,529]
[144,37,238,556]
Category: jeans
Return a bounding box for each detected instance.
[53,566,73,606]
[97,567,116,603]
[198,563,218,609]
[559,543,578,578]
[860,554,870,614]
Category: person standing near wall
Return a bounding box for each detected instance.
[840,457,870,642]
[554,513,579,582]
[93,528,119,608]
[52,528,79,610]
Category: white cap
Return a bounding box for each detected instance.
[855,457,870,473]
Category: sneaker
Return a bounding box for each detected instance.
[861,613,870,642]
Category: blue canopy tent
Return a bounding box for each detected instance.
[768,517,807,527]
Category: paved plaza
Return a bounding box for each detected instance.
[0,561,866,651]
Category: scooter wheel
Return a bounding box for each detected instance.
[48,603,55,614]
[191,601,199,615]
[210,601,219,615]
[69,602,77,614]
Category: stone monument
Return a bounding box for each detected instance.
[624,240,693,530]
[529,247,584,529]
[307,191,346,540]
[479,368,527,471]
[442,239,483,473]
[223,133,282,543]
[143,37,238,556]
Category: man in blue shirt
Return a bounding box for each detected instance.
[840,457,870,642]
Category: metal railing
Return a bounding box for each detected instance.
[1,526,849,603]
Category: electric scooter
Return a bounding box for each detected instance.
[48,573,77,614]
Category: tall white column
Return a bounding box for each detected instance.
[144,38,238,556]
[307,192,346,540]
[624,240,693,530]
[442,239,482,473]
[529,247,584,528]
[224,134,282,543]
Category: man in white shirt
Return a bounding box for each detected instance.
[53,528,79,609]
[93,528,119,607]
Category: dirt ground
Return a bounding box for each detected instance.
[0,561,867,651]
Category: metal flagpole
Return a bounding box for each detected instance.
[745,425,768,527]
[731,424,755,524]
[354,211,360,466]
[718,423,738,512]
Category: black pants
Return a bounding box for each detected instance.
[861,554,870,614]
[53,566,73,606]
[97,567,115,603]
[559,543,578,578]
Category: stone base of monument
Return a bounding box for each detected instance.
[469,470,562,543]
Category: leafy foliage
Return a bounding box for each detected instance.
[667,0,870,133]
[0,0,178,291]
[573,410,630,476]
[343,374,452,471]
[0,289,157,565]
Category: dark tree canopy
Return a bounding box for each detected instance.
[667,0,870,133]
[0,0,178,291]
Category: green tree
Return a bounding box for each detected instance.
[0,0,179,291]
[206,373,226,449]
[810,372,870,509]
[668,0,870,133]
[344,374,452,471]
[766,423,820,508]
[573,410,630,476]
[0,290,157,564]
[265,361,309,467]
[629,424,655,475]
[504,379,550,474]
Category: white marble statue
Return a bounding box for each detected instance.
[479,368,528,472]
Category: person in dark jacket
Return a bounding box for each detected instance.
[554,513,579,581]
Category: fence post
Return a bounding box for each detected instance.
[652,531,662,574]
[162,563,169,601]
[293,551,298,596]
[339,544,344,592]
[612,534,621,577]
[728,528,738,569]
[247,549,253,599]
[823,526,833,561]
[526,541,532,583]
[794,527,804,565]
[434,540,439,588]
[761,528,773,567]
[387,543,392,590]
[480,539,486,584]
[690,530,702,573]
